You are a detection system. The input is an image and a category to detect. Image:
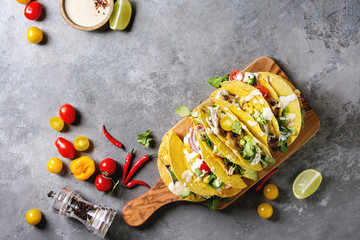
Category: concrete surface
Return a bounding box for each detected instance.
[1,0,359,239]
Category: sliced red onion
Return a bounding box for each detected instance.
[188,127,199,153]
[298,97,305,101]
[210,110,217,127]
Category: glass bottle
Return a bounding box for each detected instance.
[48,187,117,238]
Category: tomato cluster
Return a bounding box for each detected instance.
[95,158,118,192]
[16,1,44,44]
[257,183,279,219]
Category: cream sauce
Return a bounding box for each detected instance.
[169,182,188,196]
[279,94,297,111]
[65,0,110,27]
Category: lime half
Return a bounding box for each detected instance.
[293,169,322,199]
[109,0,132,31]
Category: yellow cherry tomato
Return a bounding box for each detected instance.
[47,158,63,174]
[257,203,273,219]
[25,209,42,225]
[263,183,279,200]
[73,136,90,151]
[220,115,234,131]
[17,0,31,4]
[49,117,64,132]
[27,27,43,44]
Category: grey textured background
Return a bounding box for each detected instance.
[1,0,359,239]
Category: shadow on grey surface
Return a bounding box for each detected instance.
[106,201,193,240]
[35,214,47,230]
[39,31,48,45]
[37,5,46,21]
[60,122,69,133]
[72,108,81,126]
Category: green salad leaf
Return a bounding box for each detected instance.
[208,75,229,88]
[176,106,192,117]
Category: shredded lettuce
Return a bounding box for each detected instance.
[232,120,242,134]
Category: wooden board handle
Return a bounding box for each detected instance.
[122,178,183,226]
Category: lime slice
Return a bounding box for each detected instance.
[292,169,322,199]
[109,0,132,31]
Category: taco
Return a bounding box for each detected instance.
[167,130,242,198]
[158,132,204,202]
[199,103,275,171]
[192,111,258,182]
[188,117,251,189]
[210,85,280,151]
[221,71,303,152]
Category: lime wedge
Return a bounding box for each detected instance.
[292,169,322,199]
[109,0,132,31]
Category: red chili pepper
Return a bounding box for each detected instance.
[102,125,123,148]
[255,169,280,191]
[125,154,154,183]
[123,149,134,184]
[126,180,150,189]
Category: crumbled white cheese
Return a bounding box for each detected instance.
[251,89,262,96]
[259,99,265,105]
[190,158,203,173]
[185,151,199,163]
[182,170,193,183]
[262,107,274,121]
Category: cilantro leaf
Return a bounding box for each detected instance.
[176,106,192,118]
[201,135,212,148]
[232,120,242,134]
[137,130,153,148]
[220,197,233,202]
[206,196,220,210]
[206,196,233,210]
[208,75,229,88]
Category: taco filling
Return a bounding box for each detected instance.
[183,127,227,189]
[215,89,278,147]
[205,105,275,168]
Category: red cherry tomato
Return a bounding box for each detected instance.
[24,1,42,21]
[255,85,269,98]
[229,70,243,81]
[59,104,76,124]
[95,174,113,192]
[99,158,117,176]
[55,137,75,158]
[200,161,211,173]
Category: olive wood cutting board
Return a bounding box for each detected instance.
[122,56,320,227]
